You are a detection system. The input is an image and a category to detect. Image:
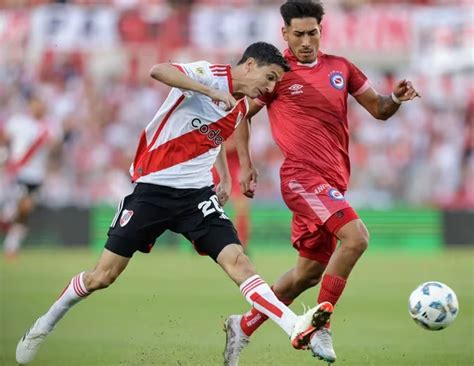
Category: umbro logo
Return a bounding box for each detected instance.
[288,84,303,95]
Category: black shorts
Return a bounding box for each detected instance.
[106,183,241,261]
[16,179,41,194]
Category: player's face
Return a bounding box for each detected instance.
[29,98,47,119]
[282,17,321,63]
[244,61,284,98]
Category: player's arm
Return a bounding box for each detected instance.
[214,144,231,206]
[150,63,236,110]
[235,98,263,198]
[355,79,420,121]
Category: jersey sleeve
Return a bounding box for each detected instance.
[171,60,214,90]
[348,62,370,96]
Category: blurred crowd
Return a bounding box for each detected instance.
[0,1,472,210]
[1,0,472,9]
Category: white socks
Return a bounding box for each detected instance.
[37,272,90,332]
[240,275,297,336]
[3,223,27,255]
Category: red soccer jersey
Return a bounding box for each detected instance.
[256,49,370,191]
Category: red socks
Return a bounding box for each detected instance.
[317,274,347,306]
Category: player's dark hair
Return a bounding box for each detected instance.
[280,0,325,26]
[237,42,290,72]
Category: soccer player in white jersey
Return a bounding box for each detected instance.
[16,42,333,365]
[1,94,52,260]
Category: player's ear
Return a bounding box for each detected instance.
[319,23,323,36]
[245,57,255,72]
[282,26,288,42]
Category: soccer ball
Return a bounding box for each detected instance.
[408,281,459,331]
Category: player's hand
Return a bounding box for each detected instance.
[393,79,421,102]
[207,89,237,111]
[216,178,231,206]
[239,165,258,199]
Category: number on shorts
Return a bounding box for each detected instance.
[198,195,224,217]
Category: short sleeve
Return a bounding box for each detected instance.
[171,60,214,88]
[348,62,370,96]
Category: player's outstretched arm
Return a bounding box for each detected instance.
[214,144,231,206]
[355,79,420,121]
[149,63,237,110]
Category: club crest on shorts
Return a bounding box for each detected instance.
[120,209,134,227]
[328,188,345,200]
[329,71,345,90]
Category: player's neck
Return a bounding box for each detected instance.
[297,58,318,67]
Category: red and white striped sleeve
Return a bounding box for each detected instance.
[172,60,214,87]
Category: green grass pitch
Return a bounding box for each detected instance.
[1,247,473,365]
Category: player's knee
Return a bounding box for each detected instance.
[346,231,369,256]
[233,252,255,277]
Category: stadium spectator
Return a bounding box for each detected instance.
[223,1,420,364]
[15,42,330,365]
[0,92,58,260]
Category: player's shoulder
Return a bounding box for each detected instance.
[184,61,230,79]
[321,52,353,67]
[180,60,212,73]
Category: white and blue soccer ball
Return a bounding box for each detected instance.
[408,281,459,331]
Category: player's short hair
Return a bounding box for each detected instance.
[237,42,290,72]
[280,0,325,26]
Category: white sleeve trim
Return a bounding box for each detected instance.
[352,80,371,96]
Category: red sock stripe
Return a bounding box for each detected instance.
[72,275,88,297]
[241,277,263,295]
[242,280,265,297]
[250,293,283,318]
[57,283,69,300]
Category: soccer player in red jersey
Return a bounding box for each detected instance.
[224,2,420,364]
[15,42,331,365]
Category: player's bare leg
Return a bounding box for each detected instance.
[3,194,34,260]
[233,197,250,251]
[309,219,369,363]
[16,249,129,365]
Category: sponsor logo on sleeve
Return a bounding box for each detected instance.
[329,71,345,90]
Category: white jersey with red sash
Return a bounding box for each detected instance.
[4,114,50,184]
[131,61,248,189]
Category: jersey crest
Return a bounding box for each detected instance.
[329,71,345,90]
